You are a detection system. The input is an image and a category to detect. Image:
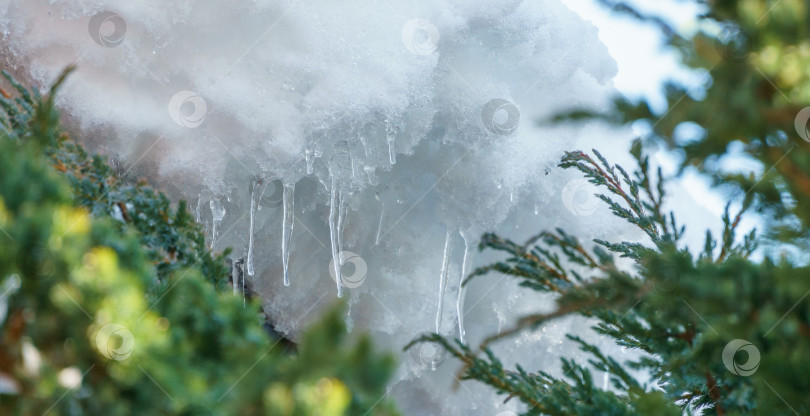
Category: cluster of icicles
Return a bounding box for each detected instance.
[196,177,476,344]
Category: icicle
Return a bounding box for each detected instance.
[281,182,295,286]
[227,257,246,306]
[195,194,202,222]
[385,121,397,165]
[242,260,246,307]
[337,190,346,256]
[230,258,239,296]
[247,181,258,276]
[365,166,378,186]
[210,199,226,250]
[375,202,385,246]
[225,256,246,308]
[346,291,355,330]
[435,229,454,335]
[256,180,267,211]
[329,178,343,298]
[305,149,314,174]
[387,135,396,164]
[457,230,474,344]
[361,135,370,158]
[350,152,359,179]
[232,258,245,303]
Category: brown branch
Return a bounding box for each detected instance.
[454,351,548,413]
[577,152,660,239]
[542,232,599,269]
[580,152,639,215]
[479,298,606,351]
[716,206,745,263]
[705,371,724,416]
[116,202,131,222]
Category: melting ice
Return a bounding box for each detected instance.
[1,0,644,413]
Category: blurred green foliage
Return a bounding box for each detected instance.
[0,68,398,415]
[415,1,810,415]
[566,0,810,246]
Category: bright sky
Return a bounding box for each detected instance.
[560,0,759,255]
[561,0,706,110]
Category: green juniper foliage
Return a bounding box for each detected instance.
[0,68,399,415]
[561,0,810,247]
[411,1,810,415]
[4,67,231,292]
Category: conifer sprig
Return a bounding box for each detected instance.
[407,142,768,415]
